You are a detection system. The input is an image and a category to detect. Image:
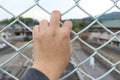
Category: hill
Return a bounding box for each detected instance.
[83,12,120,21]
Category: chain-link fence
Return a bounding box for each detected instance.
[0,0,120,80]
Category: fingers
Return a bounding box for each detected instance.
[33,25,39,33]
[33,25,39,38]
[61,21,72,34]
[33,10,72,37]
[39,19,48,32]
[49,10,61,29]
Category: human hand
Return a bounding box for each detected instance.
[32,10,72,80]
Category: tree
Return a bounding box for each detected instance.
[71,19,91,32]
[0,17,39,27]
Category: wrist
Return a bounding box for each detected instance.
[32,62,64,80]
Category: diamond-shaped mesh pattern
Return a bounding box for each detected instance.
[0,0,120,80]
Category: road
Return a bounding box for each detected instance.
[72,41,118,80]
[0,41,119,80]
[0,47,14,57]
[0,44,79,80]
[0,47,15,64]
[0,44,32,79]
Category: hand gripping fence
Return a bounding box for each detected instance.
[0,0,120,80]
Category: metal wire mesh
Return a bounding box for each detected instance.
[0,0,120,80]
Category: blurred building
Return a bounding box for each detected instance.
[92,19,120,32]
[89,19,120,47]
[0,25,13,39]
[14,24,32,37]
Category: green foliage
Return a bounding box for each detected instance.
[0,18,15,24]
[0,17,92,31]
[0,17,39,26]
[19,17,39,26]
[71,19,91,32]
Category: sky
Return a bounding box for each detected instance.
[0,0,120,21]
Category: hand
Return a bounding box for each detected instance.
[32,10,72,80]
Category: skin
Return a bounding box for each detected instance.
[32,10,73,80]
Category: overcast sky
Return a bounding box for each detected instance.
[0,0,120,21]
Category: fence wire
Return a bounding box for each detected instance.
[0,0,120,80]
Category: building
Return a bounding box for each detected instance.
[89,19,120,47]
[92,19,120,32]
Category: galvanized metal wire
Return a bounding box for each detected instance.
[0,0,120,80]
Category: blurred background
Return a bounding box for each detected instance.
[0,0,120,80]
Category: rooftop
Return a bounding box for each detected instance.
[93,19,120,28]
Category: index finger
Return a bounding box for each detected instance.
[49,10,61,29]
